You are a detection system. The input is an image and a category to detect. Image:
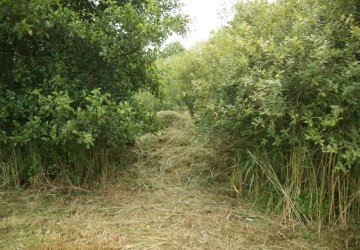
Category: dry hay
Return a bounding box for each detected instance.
[156,111,193,129]
[0,182,316,250]
[0,111,347,249]
[135,111,228,201]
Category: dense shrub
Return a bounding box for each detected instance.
[0,0,186,186]
[167,0,360,227]
[156,44,206,115]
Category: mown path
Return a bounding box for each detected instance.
[0,112,341,249]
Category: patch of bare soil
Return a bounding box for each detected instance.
[0,111,348,249]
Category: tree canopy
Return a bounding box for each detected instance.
[159,0,360,226]
[0,0,187,184]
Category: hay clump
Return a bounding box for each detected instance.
[134,111,222,185]
[156,110,193,129]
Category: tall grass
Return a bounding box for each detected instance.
[230,147,360,230]
[0,144,131,189]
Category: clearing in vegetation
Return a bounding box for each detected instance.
[0,112,354,249]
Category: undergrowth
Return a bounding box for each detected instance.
[0,111,353,249]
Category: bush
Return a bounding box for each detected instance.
[0,0,186,186]
[169,0,360,227]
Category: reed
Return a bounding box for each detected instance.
[231,146,360,230]
[0,144,129,188]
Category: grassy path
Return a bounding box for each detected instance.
[0,112,343,249]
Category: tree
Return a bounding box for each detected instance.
[160,41,185,58]
[0,0,187,185]
[168,0,360,226]
[156,43,206,115]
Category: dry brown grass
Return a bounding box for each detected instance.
[0,111,349,249]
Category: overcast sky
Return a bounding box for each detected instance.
[167,0,237,48]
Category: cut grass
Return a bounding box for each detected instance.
[0,180,332,249]
[0,111,354,249]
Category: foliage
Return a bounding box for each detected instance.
[159,41,185,58]
[156,44,206,114]
[165,0,360,227]
[134,41,188,112]
[0,0,187,185]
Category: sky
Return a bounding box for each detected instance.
[167,0,237,48]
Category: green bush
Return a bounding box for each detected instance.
[0,0,186,186]
[168,0,360,227]
[156,44,206,115]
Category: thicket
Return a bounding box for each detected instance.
[160,0,360,228]
[156,43,204,114]
[0,0,187,187]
